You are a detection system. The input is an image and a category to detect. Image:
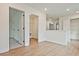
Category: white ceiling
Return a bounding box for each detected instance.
[25,3,79,18]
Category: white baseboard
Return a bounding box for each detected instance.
[44,40,67,46]
[25,41,29,46]
[0,49,9,53]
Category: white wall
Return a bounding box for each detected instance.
[45,17,67,45]
[0,4,9,53]
[61,16,70,43]
[45,30,66,45]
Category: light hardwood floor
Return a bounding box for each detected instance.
[0,41,79,56]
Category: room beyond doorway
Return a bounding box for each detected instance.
[29,14,39,48]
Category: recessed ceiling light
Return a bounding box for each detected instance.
[76,11,79,13]
[44,8,47,11]
[66,9,70,11]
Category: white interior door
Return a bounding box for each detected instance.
[19,13,25,45]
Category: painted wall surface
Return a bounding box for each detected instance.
[45,30,66,45]
[45,17,67,45]
[0,4,9,53]
[62,16,70,43]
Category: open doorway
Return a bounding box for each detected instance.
[9,7,25,49]
[29,14,39,48]
[70,18,79,47]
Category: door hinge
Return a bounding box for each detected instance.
[23,27,24,30]
[23,41,25,42]
[23,14,25,16]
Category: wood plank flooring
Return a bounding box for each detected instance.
[0,41,79,56]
